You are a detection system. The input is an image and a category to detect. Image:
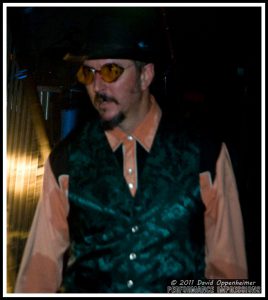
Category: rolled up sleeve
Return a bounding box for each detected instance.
[200,143,248,279]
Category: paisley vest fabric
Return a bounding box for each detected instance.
[51,119,206,293]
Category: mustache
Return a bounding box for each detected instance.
[94,93,119,105]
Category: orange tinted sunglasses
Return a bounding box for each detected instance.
[77,63,133,85]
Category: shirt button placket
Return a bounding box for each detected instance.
[128,225,139,290]
[124,135,136,196]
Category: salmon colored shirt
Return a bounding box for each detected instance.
[14,96,248,293]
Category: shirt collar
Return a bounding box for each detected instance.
[105,95,162,152]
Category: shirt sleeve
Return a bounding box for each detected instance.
[199,142,248,279]
[14,159,70,293]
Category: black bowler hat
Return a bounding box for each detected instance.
[64,8,166,64]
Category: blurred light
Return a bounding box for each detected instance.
[7,154,44,198]
[138,41,148,48]
[61,109,78,139]
[15,69,28,80]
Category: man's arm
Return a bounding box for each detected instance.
[200,142,248,279]
[14,159,70,293]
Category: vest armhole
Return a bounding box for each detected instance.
[49,140,69,185]
[200,136,222,182]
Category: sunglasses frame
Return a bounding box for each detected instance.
[77,63,132,85]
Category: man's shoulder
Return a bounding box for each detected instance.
[48,119,101,179]
[158,116,223,177]
[51,119,100,152]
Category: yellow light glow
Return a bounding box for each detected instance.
[7,154,44,199]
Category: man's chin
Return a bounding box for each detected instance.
[101,113,125,131]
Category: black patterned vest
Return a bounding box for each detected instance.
[50,119,206,293]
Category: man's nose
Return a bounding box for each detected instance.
[93,72,106,93]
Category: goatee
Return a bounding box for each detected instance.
[101,112,126,131]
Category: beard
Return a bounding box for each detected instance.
[101,111,126,131]
[94,92,125,130]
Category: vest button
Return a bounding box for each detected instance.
[127,280,134,288]
[131,225,139,233]
[128,182,134,189]
[127,135,134,141]
[129,252,137,260]
[128,168,133,174]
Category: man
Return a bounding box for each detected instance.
[15,9,247,293]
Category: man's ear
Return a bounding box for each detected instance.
[140,63,155,90]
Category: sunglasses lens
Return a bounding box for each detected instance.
[77,63,125,84]
[101,64,124,83]
[77,66,94,84]
[83,66,94,84]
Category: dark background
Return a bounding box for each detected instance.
[7,6,262,283]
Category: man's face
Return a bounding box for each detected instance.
[83,59,144,127]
